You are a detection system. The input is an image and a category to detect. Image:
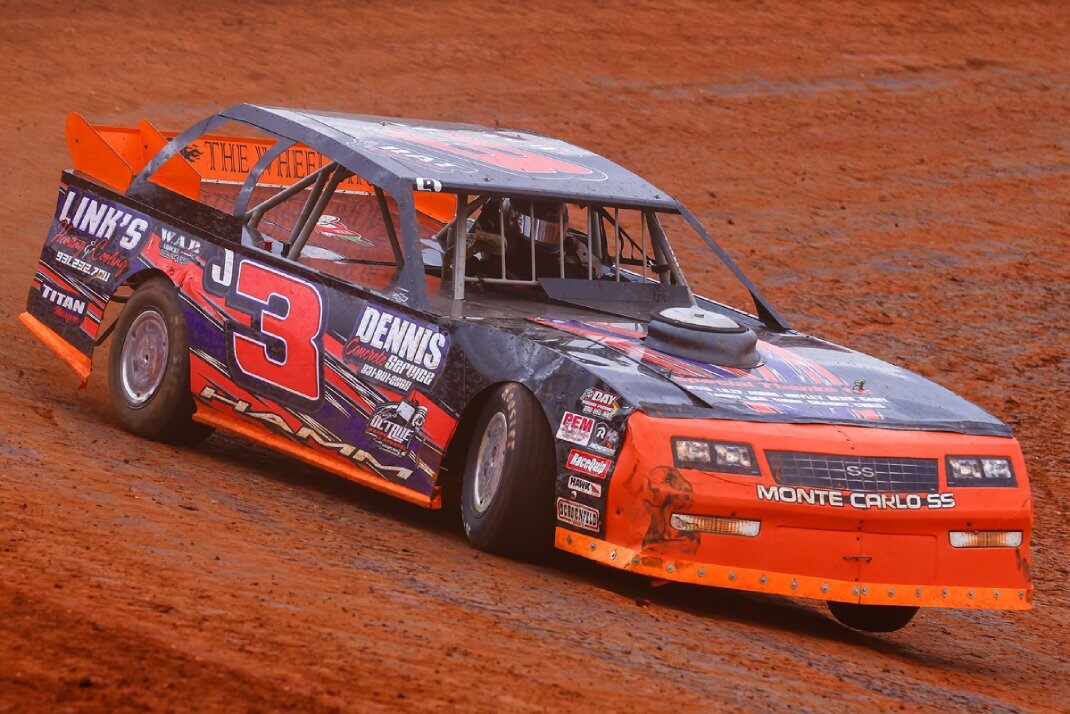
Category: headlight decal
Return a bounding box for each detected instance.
[672,438,760,475]
[946,457,1017,487]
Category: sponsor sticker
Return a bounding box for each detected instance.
[556,411,594,445]
[556,498,600,531]
[567,475,602,498]
[584,421,620,456]
[367,397,428,457]
[315,215,373,246]
[566,449,611,479]
[580,387,620,419]
[344,304,449,392]
[39,284,86,322]
[158,228,202,264]
[57,186,151,250]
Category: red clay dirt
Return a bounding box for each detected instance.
[1,1,1068,710]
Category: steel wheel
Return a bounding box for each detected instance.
[460,384,556,558]
[472,411,508,513]
[119,309,169,407]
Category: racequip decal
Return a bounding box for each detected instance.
[756,485,957,510]
[556,411,595,445]
[367,397,428,457]
[567,475,603,498]
[557,498,600,531]
[199,384,413,481]
[567,449,612,479]
[585,421,620,456]
[344,304,448,392]
[580,387,620,419]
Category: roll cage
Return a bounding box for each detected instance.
[126,103,788,330]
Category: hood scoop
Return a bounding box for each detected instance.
[644,307,761,369]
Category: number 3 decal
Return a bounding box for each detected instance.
[226,260,325,406]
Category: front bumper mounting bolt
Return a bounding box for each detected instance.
[861,586,868,595]
[666,563,675,573]
[790,579,798,590]
[566,535,573,545]
[915,588,922,597]
[728,571,736,581]
[942,589,949,598]
[888,588,895,598]
[760,575,768,584]
[852,587,860,596]
[631,557,640,566]
[697,568,705,577]
[609,551,617,560]
[994,590,999,599]
[968,590,974,599]
[821,583,829,593]
[1019,590,1025,599]
[589,543,596,552]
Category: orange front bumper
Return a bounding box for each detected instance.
[562,412,1033,610]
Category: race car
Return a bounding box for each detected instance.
[21,105,1032,632]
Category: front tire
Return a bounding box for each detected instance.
[460,383,555,558]
[107,276,213,445]
[827,601,918,632]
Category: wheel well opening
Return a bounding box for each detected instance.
[438,381,552,510]
[96,268,173,346]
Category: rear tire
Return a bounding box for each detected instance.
[460,383,555,558]
[827,601,918,632]
[107,276,213,446]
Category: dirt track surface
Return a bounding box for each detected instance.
[1,1,1068,710]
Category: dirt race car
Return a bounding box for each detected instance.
[21,105,1032,632]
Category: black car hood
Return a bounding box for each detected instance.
[519,317,1011,438]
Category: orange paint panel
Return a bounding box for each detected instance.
[556,529,1032,610]
[578,410,1033,611]
[138,120,201,200]
[65,113,136,193]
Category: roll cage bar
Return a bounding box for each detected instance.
[126,105,789,331]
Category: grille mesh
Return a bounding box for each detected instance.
[765,451,939,493]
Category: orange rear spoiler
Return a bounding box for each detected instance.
[65,112,456,221]
[65,113,201,199]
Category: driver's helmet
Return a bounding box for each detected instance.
[500,198,568,275]
[500,198,569,256]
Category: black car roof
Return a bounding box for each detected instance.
[220,103,677,210]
